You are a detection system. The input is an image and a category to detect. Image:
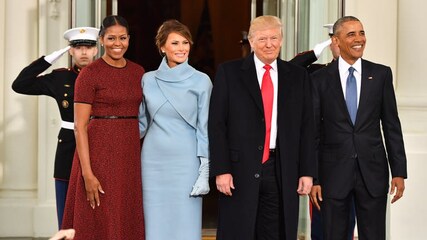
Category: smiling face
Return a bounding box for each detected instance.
[161,32,190,68]
[99,24,129,66]
[333,20,366,65]
[249,27,282,65]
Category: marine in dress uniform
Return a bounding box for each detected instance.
[11,27,99,228]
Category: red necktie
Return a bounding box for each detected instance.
[261,65,273,163]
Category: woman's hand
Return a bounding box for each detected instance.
[83,173,105,209]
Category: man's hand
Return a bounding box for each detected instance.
[297,176,313,195]
[309,185,322,210]
[390,177,405,203]
[216,173,234,196]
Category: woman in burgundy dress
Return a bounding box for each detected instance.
[62,15,145,239]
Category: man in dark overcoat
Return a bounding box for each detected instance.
[209,15,316,240]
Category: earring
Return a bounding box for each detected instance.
[101,44,104,47]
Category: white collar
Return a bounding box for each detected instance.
[338,57,362,73]
[253,54,278,72]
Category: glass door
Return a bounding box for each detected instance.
[72,0,117,27]
[72,0,117,58]
[253,0,343,63]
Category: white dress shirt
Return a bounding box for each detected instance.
[254,55,277,149]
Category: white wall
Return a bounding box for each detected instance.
[393,1,427,239]
[0,0,70,237]
[346,0,427,239]
[1,0,40,237]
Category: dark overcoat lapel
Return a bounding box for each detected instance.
[240,54,264,113]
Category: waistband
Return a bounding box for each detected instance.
[61,121,74,130]
[90,115,138,120]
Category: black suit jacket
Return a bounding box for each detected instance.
[311,59,407,199]
[12,57,78,180]
[209,53,316,239]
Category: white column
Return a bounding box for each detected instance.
[0,0,39,236]
[0,0,70,237]
[34,0,71,237]
[393,1,427,239]
[346,0,427,239]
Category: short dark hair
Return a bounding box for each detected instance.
[155,19,193,56]
[99,15,129,37]
[333,16,361,36]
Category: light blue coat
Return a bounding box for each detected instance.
[138,57,212,240]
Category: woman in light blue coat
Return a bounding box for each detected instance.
[138,20,212,240]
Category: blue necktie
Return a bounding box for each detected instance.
[346,67,357,125]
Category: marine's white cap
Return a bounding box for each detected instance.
[63,27,99,46]
[323,23,334,36]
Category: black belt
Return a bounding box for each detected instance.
[90,115,138,119]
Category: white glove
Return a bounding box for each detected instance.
[44,46,71,64]
[190,157,210,196]
[313,38,332,58]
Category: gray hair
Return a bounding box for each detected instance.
[332,16,361,36]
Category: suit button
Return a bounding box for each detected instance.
[258,146,263,150]
[58,139,62,143]
[254,173,260,178]
[352,154,358,159]
[261,118,265,122]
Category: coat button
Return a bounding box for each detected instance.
[254,173,260,178]
[352,154,358,159]
[58,139,62,143]
[258,146,263,150]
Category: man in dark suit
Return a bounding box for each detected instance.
[310,16,407,240]
[292,24,356,240]
[209,15,316,240]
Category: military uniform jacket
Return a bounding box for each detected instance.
[290,50,329,73]
[12,57,79,180]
